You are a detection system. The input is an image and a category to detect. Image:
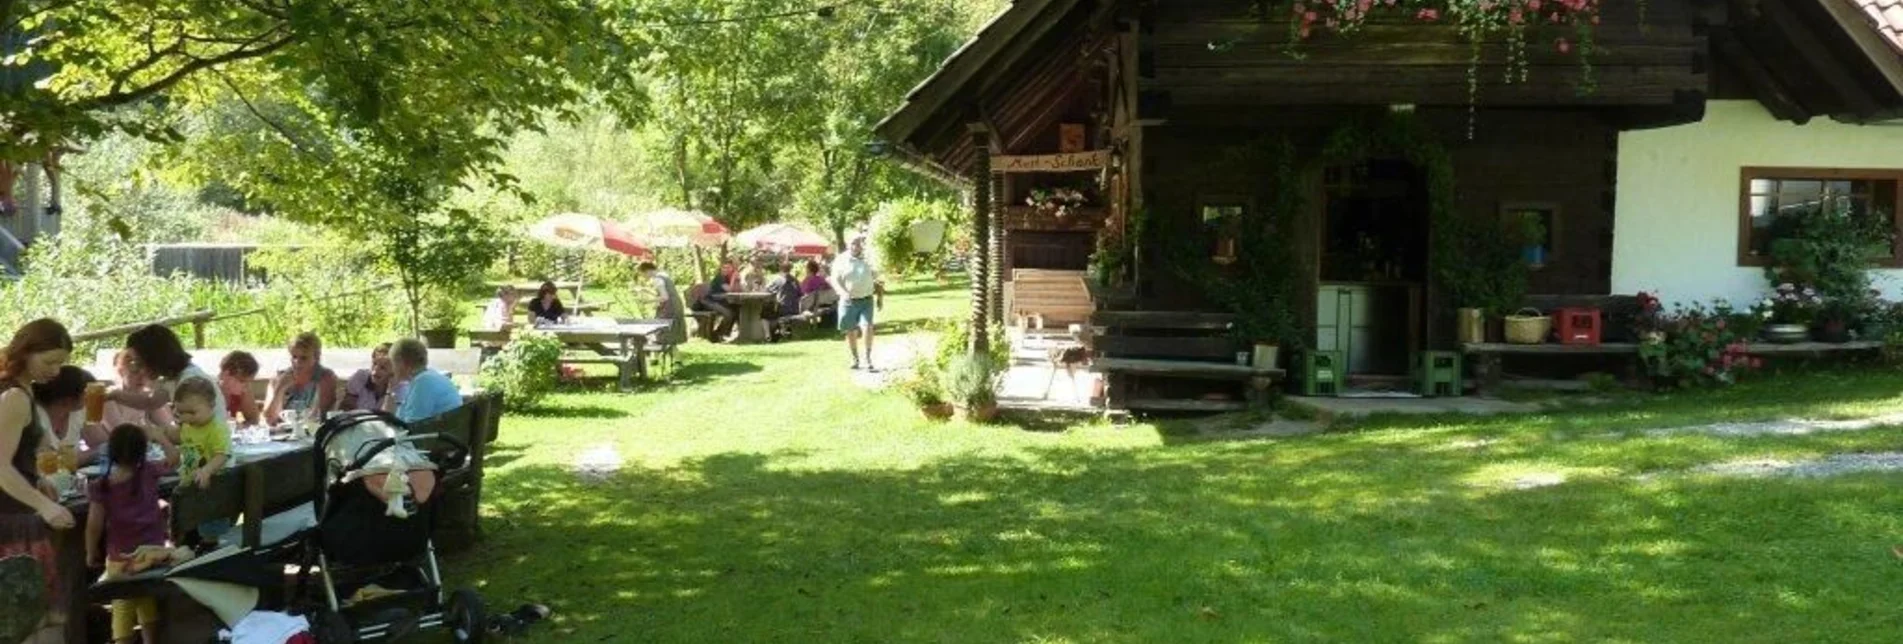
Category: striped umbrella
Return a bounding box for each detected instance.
[736,223,832,257]
[527,213,653,258]
[625,208,730,248]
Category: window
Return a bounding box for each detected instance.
[1199,198,1248,265]
[1501,203,1558,269]
[1739,168,1903,267]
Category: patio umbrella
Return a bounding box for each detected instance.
[626,208,730,248]
[736,223,832,257]
[527,213,653,258]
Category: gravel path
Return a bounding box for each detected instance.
[1638,412,1903,438]
[1684,453,1903,479]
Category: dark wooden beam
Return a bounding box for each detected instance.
[1756,0,1879,116]
[876,0,1069,147]
[1713,29,1811,123]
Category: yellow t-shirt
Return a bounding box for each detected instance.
[178,420,231,475]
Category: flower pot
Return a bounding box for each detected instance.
[920,402,954,421]
[421,328,459,349]
[1456,308,1485,344]
[1762,323,1809,344]
[1815,319,1852,344]
[955,401,999,423]
[1252,343,1280,370]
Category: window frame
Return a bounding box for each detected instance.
[1736,167,1903,268]
[1499,201,1561,270]
[1197,195,1252,266]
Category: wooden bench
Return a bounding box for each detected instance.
[1465,340,1882,394]
[1009,269,1093,328]
[472,300,606,317]
[1090,311,1284,413]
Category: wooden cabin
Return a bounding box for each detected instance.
[877,0,1903,407]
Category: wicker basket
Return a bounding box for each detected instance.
[1503,308,1551,345]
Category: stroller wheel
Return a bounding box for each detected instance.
[448,588,486,643]
[315,609,355,644]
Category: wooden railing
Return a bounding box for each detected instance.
[69,282,395,349]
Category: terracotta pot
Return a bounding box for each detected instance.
[955,401,999,423]
[920,402,954,421]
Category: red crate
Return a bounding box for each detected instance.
[1556,307,1602,345]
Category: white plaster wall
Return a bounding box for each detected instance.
[1612,100,1903,307]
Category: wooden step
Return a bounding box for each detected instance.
[1090,311,1236,331]
[1092,357,1284,380]
[1124,398,1247,412]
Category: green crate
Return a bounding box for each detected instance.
[1299,350,1342,397]
[1413,350,1463,397]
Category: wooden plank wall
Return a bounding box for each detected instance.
[1143,0,1703,107]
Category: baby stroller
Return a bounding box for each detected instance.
[292,410,486,643]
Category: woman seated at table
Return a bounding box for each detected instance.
[263,332,338,422]
[768,263,803,319]
[33,365,110,468]
[484,285,521,330]
[527,281,568,326]
[343,344,395,412]
[693,262,737,340]
[800,259,831,295]
[103,349,176,432]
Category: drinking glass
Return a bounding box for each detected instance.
[35,450,57,476]
[83,382,106,423]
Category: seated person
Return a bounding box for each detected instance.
[692,262,737,340]
[527,281,567,326]
[263,332,338,422]
[389,339,462,423]
[733,258,767,292]
[767,263,803,319]
[799,259,831,295]
[33,366,110,468]
[343,343,395,412]
[484,285,520,330]
[215,350,261,426]
[104,349,177,431]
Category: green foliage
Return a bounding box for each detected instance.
[870,197,961,276]
[1159,138,1306,349]
[1762,203,1892,305]
[479,330,565,410]
[931,320,1010,378]
[938,353,1001,407]
[1322,113,1525,314]
[245,226,404,347]
[894,360,947,407]
[1637,301,1760,389]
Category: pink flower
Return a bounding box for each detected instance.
[1416,8,1440,21]
[1751,358,1764,369]
[1529,0,1543,10]
[1304,10,1318,23]
[1556,38,1571,54]
[1715,319,1726,330]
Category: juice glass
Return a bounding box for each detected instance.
[34,450,57,476]
[56,444,78,473]
[83,382,107,423]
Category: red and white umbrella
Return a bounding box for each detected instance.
[625,208,730,248]
[528,213,652,258]
[736,223,831,256]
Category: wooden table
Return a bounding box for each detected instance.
[468,320,672,390]
[719,292,777,344]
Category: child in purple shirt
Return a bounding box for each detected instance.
[85,423,179,644]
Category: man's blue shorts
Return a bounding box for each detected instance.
[839,296,875,331]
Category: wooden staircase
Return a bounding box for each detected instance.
[1006,269,1093,328]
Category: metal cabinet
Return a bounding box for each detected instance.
[1316,283,1420,376]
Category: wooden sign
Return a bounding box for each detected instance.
[990,150,1110,174]
[1059,123,1087,153]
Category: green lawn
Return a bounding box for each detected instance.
[450,279,1903,642]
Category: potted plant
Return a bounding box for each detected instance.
[420,287,466,349]
[1517,212,1547,268]
[1757,283,1821,343]
[940,353,1002,423]
[898,362,953,421]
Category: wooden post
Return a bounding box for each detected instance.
[192,319,206,349]
[968,124,992,356]
[988,171,1005,326]
[242,464,264,548]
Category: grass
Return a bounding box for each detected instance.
[449,278,1903,642]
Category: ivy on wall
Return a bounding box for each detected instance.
[1316,112,1525,314]
[1156,136,1308,349]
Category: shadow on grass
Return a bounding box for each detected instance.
[516,404,631,420]
[665,360,766,386]
[884,279,967,297]
[449,436,1903,643]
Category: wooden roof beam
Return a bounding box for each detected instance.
[1715,29,1813,123]
[1758,0,1881,116]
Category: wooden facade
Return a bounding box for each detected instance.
[878,0,1903,380]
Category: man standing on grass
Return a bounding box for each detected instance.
[829,235,883,371]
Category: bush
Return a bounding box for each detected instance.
[479,330,564,409]
[1638,301,1762,388]
[931,320,1010,377]
[939,352,1001,407]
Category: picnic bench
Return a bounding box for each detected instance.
[468,319,675,390]
[52,394,501,643]
[1089,310,1285,413]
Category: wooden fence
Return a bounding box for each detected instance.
[70,282,394,350]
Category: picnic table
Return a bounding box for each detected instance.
[468,318,672,390]
[486,280,585,303]
[719,292,777,344]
